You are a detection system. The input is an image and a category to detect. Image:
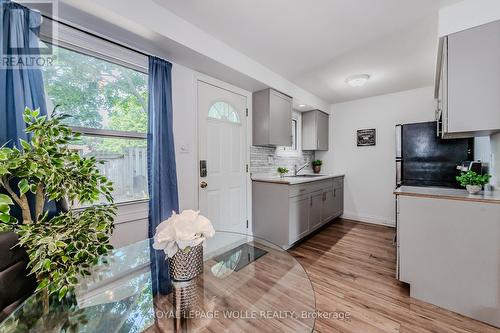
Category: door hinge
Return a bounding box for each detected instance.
[246,108,248,117]
[246,220,249,228]
[246,164,249,173]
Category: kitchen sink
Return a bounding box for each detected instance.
[287,174,324,178]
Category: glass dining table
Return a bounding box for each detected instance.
[0,232,316,333]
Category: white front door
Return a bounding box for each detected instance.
[198,80,248,233]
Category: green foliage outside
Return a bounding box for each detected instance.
[456,170,491,187]
[0,108,116,304]
[41,45,148,153]
[277,167,289,175]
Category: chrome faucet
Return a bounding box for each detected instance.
[294,162,310,176]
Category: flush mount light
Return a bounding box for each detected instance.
[298,104,307,108]
[345,74,370,87]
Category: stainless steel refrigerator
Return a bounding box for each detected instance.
[396,121,473,189]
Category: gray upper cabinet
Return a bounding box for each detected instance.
[302,110,329,150]
[439,20,500,138]
[253,88,292,146]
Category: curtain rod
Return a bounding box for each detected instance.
[41,14,151,58]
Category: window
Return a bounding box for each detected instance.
[41,44,149,204]
[281,112,301,153]
[208,101,240,123]
[291,119,298,150]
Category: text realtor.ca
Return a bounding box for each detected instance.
[155,310,352,321]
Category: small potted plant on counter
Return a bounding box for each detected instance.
[312,160,323,174]
[277,167,289,178]
[456,170,491,194]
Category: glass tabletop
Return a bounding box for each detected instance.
[0,232,316,333]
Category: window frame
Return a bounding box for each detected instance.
[40,18,150,204]
[207,100,241,124]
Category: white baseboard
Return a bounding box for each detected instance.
[341,211,395,227]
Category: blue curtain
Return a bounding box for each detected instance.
[0,1,60,221]
[147,56,179,295]
[0,0,47,146]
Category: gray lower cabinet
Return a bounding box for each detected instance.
[309,191,324,231]
[333,185,343,216]
[289,194,310,244]
[396,194,500,327]
[253,176,344,249]
[322,189,335,222]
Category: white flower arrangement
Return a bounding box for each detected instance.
[152,210,215,258]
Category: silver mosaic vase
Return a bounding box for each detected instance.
[172,278,201,317]
[168,244,204,281]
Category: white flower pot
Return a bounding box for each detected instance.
[466,185,482,195]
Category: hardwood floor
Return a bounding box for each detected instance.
[288,219,500,333]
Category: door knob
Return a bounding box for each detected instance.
[200,181,208,189]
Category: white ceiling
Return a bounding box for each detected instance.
[154,0,460,103]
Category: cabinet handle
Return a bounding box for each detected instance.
[334,189,336,197]
[310,197,312,206]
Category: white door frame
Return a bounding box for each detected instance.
[194,72,253,234]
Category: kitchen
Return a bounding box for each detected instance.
[247,3,500,329]
[1,0,500,332]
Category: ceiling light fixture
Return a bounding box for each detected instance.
[298,104,307,108]
[345,74,370,87]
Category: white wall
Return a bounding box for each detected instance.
[474,136,492,165]
[317,86,436,226]
[171,64,198,212]
[112,63,200,248]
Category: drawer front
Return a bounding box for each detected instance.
[289,183,311,197]
[289,179,334,197]
[314,179,334,192]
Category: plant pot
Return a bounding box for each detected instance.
[168,244,204,281]
[313,165,321,174]
[466,185,482,195]
[279,173,286,179]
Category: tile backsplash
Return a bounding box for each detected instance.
[250,146,315,177]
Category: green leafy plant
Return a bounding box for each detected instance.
[277,167,289,175]
[456,170,491,187]
[312,160,323,167]
[0,107,116,303]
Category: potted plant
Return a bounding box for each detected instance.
[312,160,323,174]
[456,170,491,194]
[153,210,214,281]
[277,167,289,178]
[0,108,116,312]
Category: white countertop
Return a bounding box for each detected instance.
[394,186,500,204]
[252,174,344,185]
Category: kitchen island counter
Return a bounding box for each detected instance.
[252,174,344,185]
[394,186,500,204]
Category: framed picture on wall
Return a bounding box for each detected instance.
[357,129,376,146]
